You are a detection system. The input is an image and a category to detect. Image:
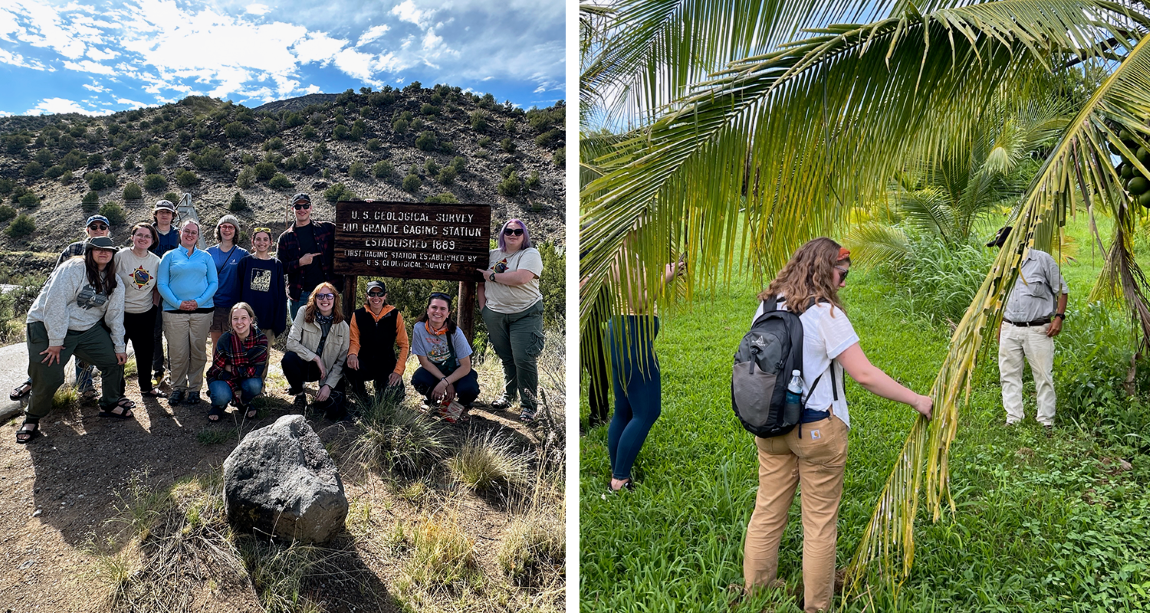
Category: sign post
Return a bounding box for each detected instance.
[333,201,492,341]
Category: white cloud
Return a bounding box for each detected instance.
[63,59,115,75]
[391,0,430,27]
[357,24,389,46]
[86,46,118,61]
[304,84,321,94]
[333,48,377,83]
[115,98,148,109]
[0,110,13,117]
[422,29,442,52]
[374,52,407,73]
[293,31,347,65]
[246,4,271,16]
[26,97,112,116]
[0,47,46,70]
[82,81,107,92]
[8,0,87,59]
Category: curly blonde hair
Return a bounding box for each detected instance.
[757,237,849,315]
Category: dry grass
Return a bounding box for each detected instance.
[349,394,447,477]
[448,430,532,496]
[498,509,565,587]
[405,511,479,590]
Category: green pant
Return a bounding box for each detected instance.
[25,321,124,420]
[481,300,545,411]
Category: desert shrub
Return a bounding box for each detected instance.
[525,171,540,190]
[534,129,562,148]
[254,161,276,181]
[343,160,364,179]
[17,192,39,208]
[23,161,43,178]
[424,192,459,204]
[163,150,178,165]
[470,110,488,132]
[333,124,350,140]
[302,124,317,139]
[59,170,74,184]
[46,164,66,179]
[229,192,248,211]
[0,205,15,222]
[501,138,516,153]
[236,167,254,189]
[402,173,422,193]
[498,171,521,197]
[501,164,517,178]
[191,147,231,172]
[143,174,167,191]
[6,214,35,237]
[450,156,466,174]
[87,153,104,169]
[122,183,143,200]
[283,112,305,128]
[163,192,179,203]
[552,147,565,166]
[268,173,293,190]
[372,160,395,179]
[99,202,126,225]
[82,191,100,207]
[324,183,355,202]
[478,136,492,148]
[225,121,249,139]
[366,138,381,151]
[263,137,283,151]
[0,178,12,195]
[437,166,457,185]
[175,169,199,188]
[260,117,278,135]
[392,118,409,134]
[420,103,440,116]
[143,156,161,174]
[351,119,365,139]
[424,158,440,176]
[415,131,438,151]
[85,171,115,190]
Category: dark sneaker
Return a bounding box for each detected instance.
[168,389,185,405]
[184,391,201,405]
[491,396,514,410]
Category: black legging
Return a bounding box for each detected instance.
[122,306,157,395]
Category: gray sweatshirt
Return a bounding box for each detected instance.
[27,257,126,352]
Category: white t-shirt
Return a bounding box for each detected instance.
[484,248,544,314]
[752,298,860,429]
[114,249,161,314]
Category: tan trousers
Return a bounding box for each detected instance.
[998,322,1056,426]
[744,416,848,613]
[163,311,212,393]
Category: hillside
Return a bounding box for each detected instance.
[0,84,566,255]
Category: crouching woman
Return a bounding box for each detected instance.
[410,292,480,418]
[282,282,350,420]
[18,236,130,443]
[205,302,268,422]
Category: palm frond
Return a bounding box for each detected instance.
[842,222,912,269]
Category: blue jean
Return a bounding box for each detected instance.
[607,315,660,481]
[289,290,312,321]
[208,378,263,409]
[411,367,480,406]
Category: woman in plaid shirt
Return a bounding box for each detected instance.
[206,302,268,421]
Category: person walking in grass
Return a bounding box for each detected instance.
[282,282,350,420]
[477,218,545,422]
[235,227,287,349]
[206,302,267,422]
[207,215,249,347]
[987,225,1068,430]
[149,199,181,388]
[17,237,130,443]
[157,219,218,407]
[10,214,111,402]
[277,193,339,320]
[742,238,933,613]
[411,292,480,419]
[114,222,165,400]
[346,280,409,406]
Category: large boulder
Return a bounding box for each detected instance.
[223,415,348,544]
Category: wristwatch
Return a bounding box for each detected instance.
[1054,313,1065,320]
[489,271,496,282]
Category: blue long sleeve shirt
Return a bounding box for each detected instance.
[158,246,218,311]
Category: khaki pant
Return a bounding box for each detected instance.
[744,416,848,613]
[163,311,212,394]
[998,322,1056,426]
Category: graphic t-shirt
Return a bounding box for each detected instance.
[484,248,544,314]
[114,249,161,314]
[236,255,288,336]
[410,321,472,372]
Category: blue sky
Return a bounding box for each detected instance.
[0,0,565,117]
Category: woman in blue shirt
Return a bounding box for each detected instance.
[207,214,249,347]
[157,219,218,406]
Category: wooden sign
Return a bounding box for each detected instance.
[333,201,492,281]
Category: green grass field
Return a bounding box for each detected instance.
[580,216,1150,612]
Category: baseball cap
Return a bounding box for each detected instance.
[366,280,387,294]
[86,236,117,251]
[86,215,111,228]
[291,192,311,205]
[153,199,177,213]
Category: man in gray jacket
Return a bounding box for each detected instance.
[989,226,1068,430]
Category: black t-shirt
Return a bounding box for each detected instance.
[296,224,325,294]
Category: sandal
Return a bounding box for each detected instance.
[207,406,224,422]
[116,397,137,410]
[243,405,258,420]
[519,409,536,423]
[9,381,32,401]
[141,388,167,398]
[99,404,134,419]
[15,420,40,444]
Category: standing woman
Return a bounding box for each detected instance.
[207,215,249,347]
[157,219,218,406]
[206,302,267,422]
[282,282,350,420]
[114,222,165,399]
[477,218,545,422]
[235,227,288,347]
[410,292,480,414]
[149,199,180,387]
[17,237,129,443]
[742,238,932,612]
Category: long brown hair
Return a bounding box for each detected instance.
[83,248,118,295]
[758,237,848,315]
[303,282,344,324]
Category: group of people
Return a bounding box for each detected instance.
[592,229,1066,613]
[13,191,549,443]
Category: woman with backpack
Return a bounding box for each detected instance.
[742,237,932,613]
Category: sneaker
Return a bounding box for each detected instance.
[184,391,202,405]
[491,396,514,410]
[168,389,185,405]
[293,393,307,409]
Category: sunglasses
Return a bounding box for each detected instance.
[293,202,311,210]
[315,293,335,300]
[253,227,271,235]
[429,292,453,303]
[835,266,850,283]
[367,291,385,298]
[89,223,108,231]
[503,227,524,236]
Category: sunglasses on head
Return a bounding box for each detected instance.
[89,223,108,231]
[503,227,524,236]
[293,202,311,210]
[429,292,453,303]
[835,266,850,282]
[315,293,335,300]
[253,227,271,235]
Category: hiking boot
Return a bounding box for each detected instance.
[168,389,185,405]
[491,396,514,410]
[184,391,202,405]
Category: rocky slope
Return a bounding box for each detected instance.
[0,84,566,256]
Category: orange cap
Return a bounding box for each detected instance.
[837,247,851,262]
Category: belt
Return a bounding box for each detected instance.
[1004,317,1050,327]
